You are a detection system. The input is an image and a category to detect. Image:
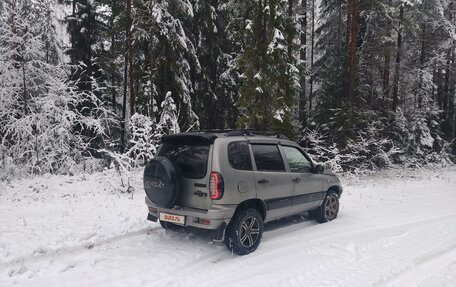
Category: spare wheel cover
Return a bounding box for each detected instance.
[144,156,179,208]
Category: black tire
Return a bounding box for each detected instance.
[144,156,179,208]
[313,191,340,223]
[224,208,264,255]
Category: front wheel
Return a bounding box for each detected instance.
[313,192,340,223]
[224,208,264,255]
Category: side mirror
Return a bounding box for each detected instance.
[314,164,324,174]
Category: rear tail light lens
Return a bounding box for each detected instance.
[210,172,224,200]
[148,206,157,214]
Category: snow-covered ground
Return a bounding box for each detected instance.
[1,167,456,287]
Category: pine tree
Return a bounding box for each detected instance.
[134,0,199,130]
[229,0,299,137]
[312,0,354,149]
[191,0,238,129]
[66,0,102,94]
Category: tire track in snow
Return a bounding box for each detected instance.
[383,240,456,286]
[150,213,456,287]
[0,227,157,270]
[272,215,456,287]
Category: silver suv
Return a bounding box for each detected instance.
[144,130,342,255]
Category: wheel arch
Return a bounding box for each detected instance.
[327,185,342,197]
[233,199,267,221]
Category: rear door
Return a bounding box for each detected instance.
[158,139,213,210]
[281,145,324,213]
[251,144,293,221]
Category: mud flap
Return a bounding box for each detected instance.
[211,222,226,242]
[147,213,158,222]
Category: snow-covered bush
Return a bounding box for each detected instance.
[124,113,160,165]
[100,93,181,193]
[301,128,352,173]
[124,91,180,166]
[302,107,454,174]
[104,92,180,167]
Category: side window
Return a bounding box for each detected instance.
[252,144,286,172]
[282,146,313,173]
[228,141,253,171]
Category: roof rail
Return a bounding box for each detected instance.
[196,129,236,134]
[225,130,290,140]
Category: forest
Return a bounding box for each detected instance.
[0,0,455,178]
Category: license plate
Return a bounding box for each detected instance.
[160,212,185,225]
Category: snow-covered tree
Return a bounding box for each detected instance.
[134,0,199,130]
[190,0,239,130]
[228,0,300,137]
[125,113,159,165]
[0,0,110,174]
[117,92,180,169]
[159,91,181,135]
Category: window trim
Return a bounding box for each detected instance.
[280,145,315,173]
[227,141,253,171]
[251,143,287,173]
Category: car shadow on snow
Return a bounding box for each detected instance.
[264,213,316,232]
[161,212,317,244]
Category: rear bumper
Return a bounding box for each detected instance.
[145,196,236,230]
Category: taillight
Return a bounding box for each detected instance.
[210,172,224,200]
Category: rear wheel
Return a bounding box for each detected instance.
[313,191,340,223]
[224,208,264,255]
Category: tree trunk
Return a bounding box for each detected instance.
[111,24,117,112]
[263,0,268,131]
[121,55,128,152]
[347,0,359,103]
[444,5,455,140]
[309,0,315,111]
[382,0,392,105]
[127,0,135,117]
[10,0,17,62]
[22,61,27,115]
[149,42,155,121]
[382,50,390,104]
[450,9,456,141]
[392,4,404,112]
[448,49,455,139]
[418,22,426,109]
[298,0,307,126]
[287,0,293,60]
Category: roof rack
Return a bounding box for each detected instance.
[196,129,236,134]
[192,129,290,140]
[225,130,290,140]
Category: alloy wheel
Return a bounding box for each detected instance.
[239,216,260,248]
[324,194,339,220]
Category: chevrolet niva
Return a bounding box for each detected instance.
[144,130,342,255]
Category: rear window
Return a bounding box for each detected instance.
[158,142,210,179]
[228,141,252,171]
[251,144,285,172]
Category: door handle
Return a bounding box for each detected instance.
[293,177,301,183]
[258,179,269,184]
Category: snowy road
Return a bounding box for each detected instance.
[1,167,456,286]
